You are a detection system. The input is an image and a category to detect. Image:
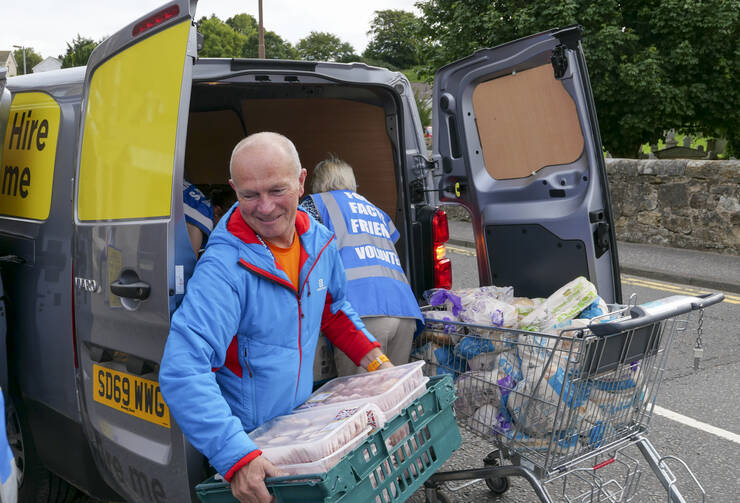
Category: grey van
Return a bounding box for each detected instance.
[0,1,619,502]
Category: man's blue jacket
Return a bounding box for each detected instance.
[160,205,379,480]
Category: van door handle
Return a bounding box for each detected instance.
[111,270,150,300]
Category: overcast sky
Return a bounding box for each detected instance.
[2,0,421,63]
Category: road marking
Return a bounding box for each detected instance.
[447,244,477,257]
[445,246,738,303]
[653,405,740,444]
[622,275,739,304]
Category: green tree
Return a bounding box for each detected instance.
[12,47,43,75]
[296,32,358,62]
[225,13,258,37]
[59,35,98,68]
[417,0,740,157]
[243,31,299,59]
[197,15,247,57]
[364,10,424,69]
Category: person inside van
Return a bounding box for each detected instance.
[210,185,237,226]
[160,132,393,503]
[303,155,423,376]
[183,180,214,256]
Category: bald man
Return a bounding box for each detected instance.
[160,132,392,503]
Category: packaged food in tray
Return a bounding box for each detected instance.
[251,403,384,467]
[274,425,372,475]
[295,360,428,416]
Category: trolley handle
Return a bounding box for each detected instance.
[588,293,724,336]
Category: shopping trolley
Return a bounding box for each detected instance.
[415,292,724,503]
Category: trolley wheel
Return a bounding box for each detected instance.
[485,475,510,495]
[483,450,511,495]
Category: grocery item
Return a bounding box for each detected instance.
[454,370,501,417]
[458,296,518,328]
[420,309,460,345]
[252,403,384,468]
[296,361,428,417]
[454,285,515,305]
[518,277,598,332]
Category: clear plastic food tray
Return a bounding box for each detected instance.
[252,403,384,466]
[296,360,427,415]
[274,425,372,475]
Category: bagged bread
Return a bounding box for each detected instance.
[454,285,515,305]
[458,297,517,328]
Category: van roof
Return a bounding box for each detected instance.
[7,66,86,92]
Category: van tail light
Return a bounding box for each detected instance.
[432,209,452,289]
[434,258,452,290]
[132,4,180,37]
[432,210,449,243]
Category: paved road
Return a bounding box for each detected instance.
[78,229,739,503]
[403,241,739,503]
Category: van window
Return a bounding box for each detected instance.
[472,64,584,180]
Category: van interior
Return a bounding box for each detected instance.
[182,79,409,270]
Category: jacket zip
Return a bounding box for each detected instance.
[238,234,335,399]
[242,347,253,378]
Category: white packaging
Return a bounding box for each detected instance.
[296,361,427,417]
[274,426,372,475]
[458,297,518,328]
[518,277,598,333]
[454,285,515,305]
[252,403,384,467]
[454,370,501,417]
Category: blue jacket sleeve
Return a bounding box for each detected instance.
[159,249,257,477]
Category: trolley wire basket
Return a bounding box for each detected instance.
[415,292,724,503]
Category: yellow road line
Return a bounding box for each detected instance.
[447,244,477,257]
[621,275,739,304]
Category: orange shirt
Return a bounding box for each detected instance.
[267,231,301,290]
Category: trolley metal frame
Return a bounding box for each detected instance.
[416,293,724,503]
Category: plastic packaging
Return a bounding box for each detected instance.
[274,425,373,475]
[296,361,428,417]
[251,403,384,466]
[518,277,598,332]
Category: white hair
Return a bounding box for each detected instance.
[310,154,357,193]
[229,132,302,179]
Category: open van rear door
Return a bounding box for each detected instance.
[73,2,202,501]
[432,26,621,303]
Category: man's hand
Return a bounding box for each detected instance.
[230,455,287,503]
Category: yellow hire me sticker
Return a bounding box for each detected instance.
[1,92,60,220]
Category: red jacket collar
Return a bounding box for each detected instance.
[227,208,311,246]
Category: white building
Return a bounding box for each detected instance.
[0,51,18,76]
[33,56,62,73]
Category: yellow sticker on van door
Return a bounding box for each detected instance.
[93,364,171,428]
[0,92,59,220]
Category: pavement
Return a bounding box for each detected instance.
[447,220,740,294]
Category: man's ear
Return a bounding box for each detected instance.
[228,179,235,191]
[298,169,307,197]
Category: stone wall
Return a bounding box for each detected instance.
[606,159,739,254]
[442,159,740,255]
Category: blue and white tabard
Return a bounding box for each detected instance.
[309,190,422,321]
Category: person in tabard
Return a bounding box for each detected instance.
[160,133,393,503]
[303,155,422,376]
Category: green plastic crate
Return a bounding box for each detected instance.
[196,374,461,503]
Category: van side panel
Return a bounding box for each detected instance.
[0,80,119,496]
[0,90,79,418]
